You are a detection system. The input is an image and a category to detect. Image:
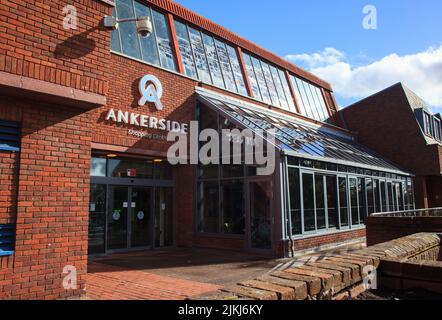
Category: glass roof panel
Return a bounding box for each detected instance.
[197,92,407,173]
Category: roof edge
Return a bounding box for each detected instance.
[147,0,332,91]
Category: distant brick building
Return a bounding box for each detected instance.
[340,83,442,209]
[0,0,413,299]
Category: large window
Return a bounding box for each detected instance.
[290,75,330,122]
[111,0,176,71]
[174,20,247,94]
[288,158,413,237]
[196,105,257,236]
[242,52,295,112]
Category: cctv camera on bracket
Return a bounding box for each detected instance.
[103,15,153,38]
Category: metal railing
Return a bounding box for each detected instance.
[370,207,442,218]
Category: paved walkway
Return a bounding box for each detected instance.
[85,244,365,300]
[86,262,221,300]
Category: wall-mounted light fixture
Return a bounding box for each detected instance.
[103,15,153,38]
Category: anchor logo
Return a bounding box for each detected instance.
[138,75,164,111]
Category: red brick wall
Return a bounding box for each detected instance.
[90,54,196,153]
[426,176,442,208]
[366,216,442,246]
[0,0,112,95]
[0,151,19,224]
[292,228,367,252]
[340,84,442,209]
[340,84,439,176]
[0,96,92,300]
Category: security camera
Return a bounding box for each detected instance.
[136,16,153,38]
[103,15,153,38]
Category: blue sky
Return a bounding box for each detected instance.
[175,0,442,112]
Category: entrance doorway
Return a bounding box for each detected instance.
[88,155,175,255]
[107,186,153,250]
[89,185,174,254]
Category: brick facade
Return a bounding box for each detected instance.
[0,0,112,95]
[0,0,371,299]
[340,83,442,209]
[0,96,92,299]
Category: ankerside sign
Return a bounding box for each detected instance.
[105,75,188,135]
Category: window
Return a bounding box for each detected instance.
[366,179,375,215]
[174,20,247,94]
[189,27,212,83]
[387,182,393,211]
[112,0,176,71]
[0,120,20,152]
[222,180,245,234]
[315,174,326,230]
[380,181,387,212]
[434,118,441,141]
[290,74,330,122]
[374,180,381,212]
[288,168,301,235]
[338,177,348,227]
[196,107,250,236]
[90,156,172,180]
[349,178,359,226]
[108,158,153,178]
[0,224,15,256]
[302,173,315,232]
[270,66,289,110]
[215,40,237,92]
[358,178,365,222]
[174,20,197,78]
[424,112,432,135]
[242,52,295,111]
[406,178,415,210]
[197,181,219,233]
[90,157,106,177]
[325,175,337,228]
[134,1,160,65]
[202,34,225,88]
[242,53,261,99]
[226,45,248,95]
[251,56,271,104]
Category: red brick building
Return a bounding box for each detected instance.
[340,83,442,209]
[0,0,413,299]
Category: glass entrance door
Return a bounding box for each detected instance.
[131,187,153,248]
[107,186,129,250]
[107,186,153,251]
[248,180,272,250]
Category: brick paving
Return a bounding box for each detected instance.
[86,262,221,300]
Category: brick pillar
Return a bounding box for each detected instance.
[11,103,92,300]
[175,164,195,247]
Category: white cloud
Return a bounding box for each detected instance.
[286,46,442,112]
